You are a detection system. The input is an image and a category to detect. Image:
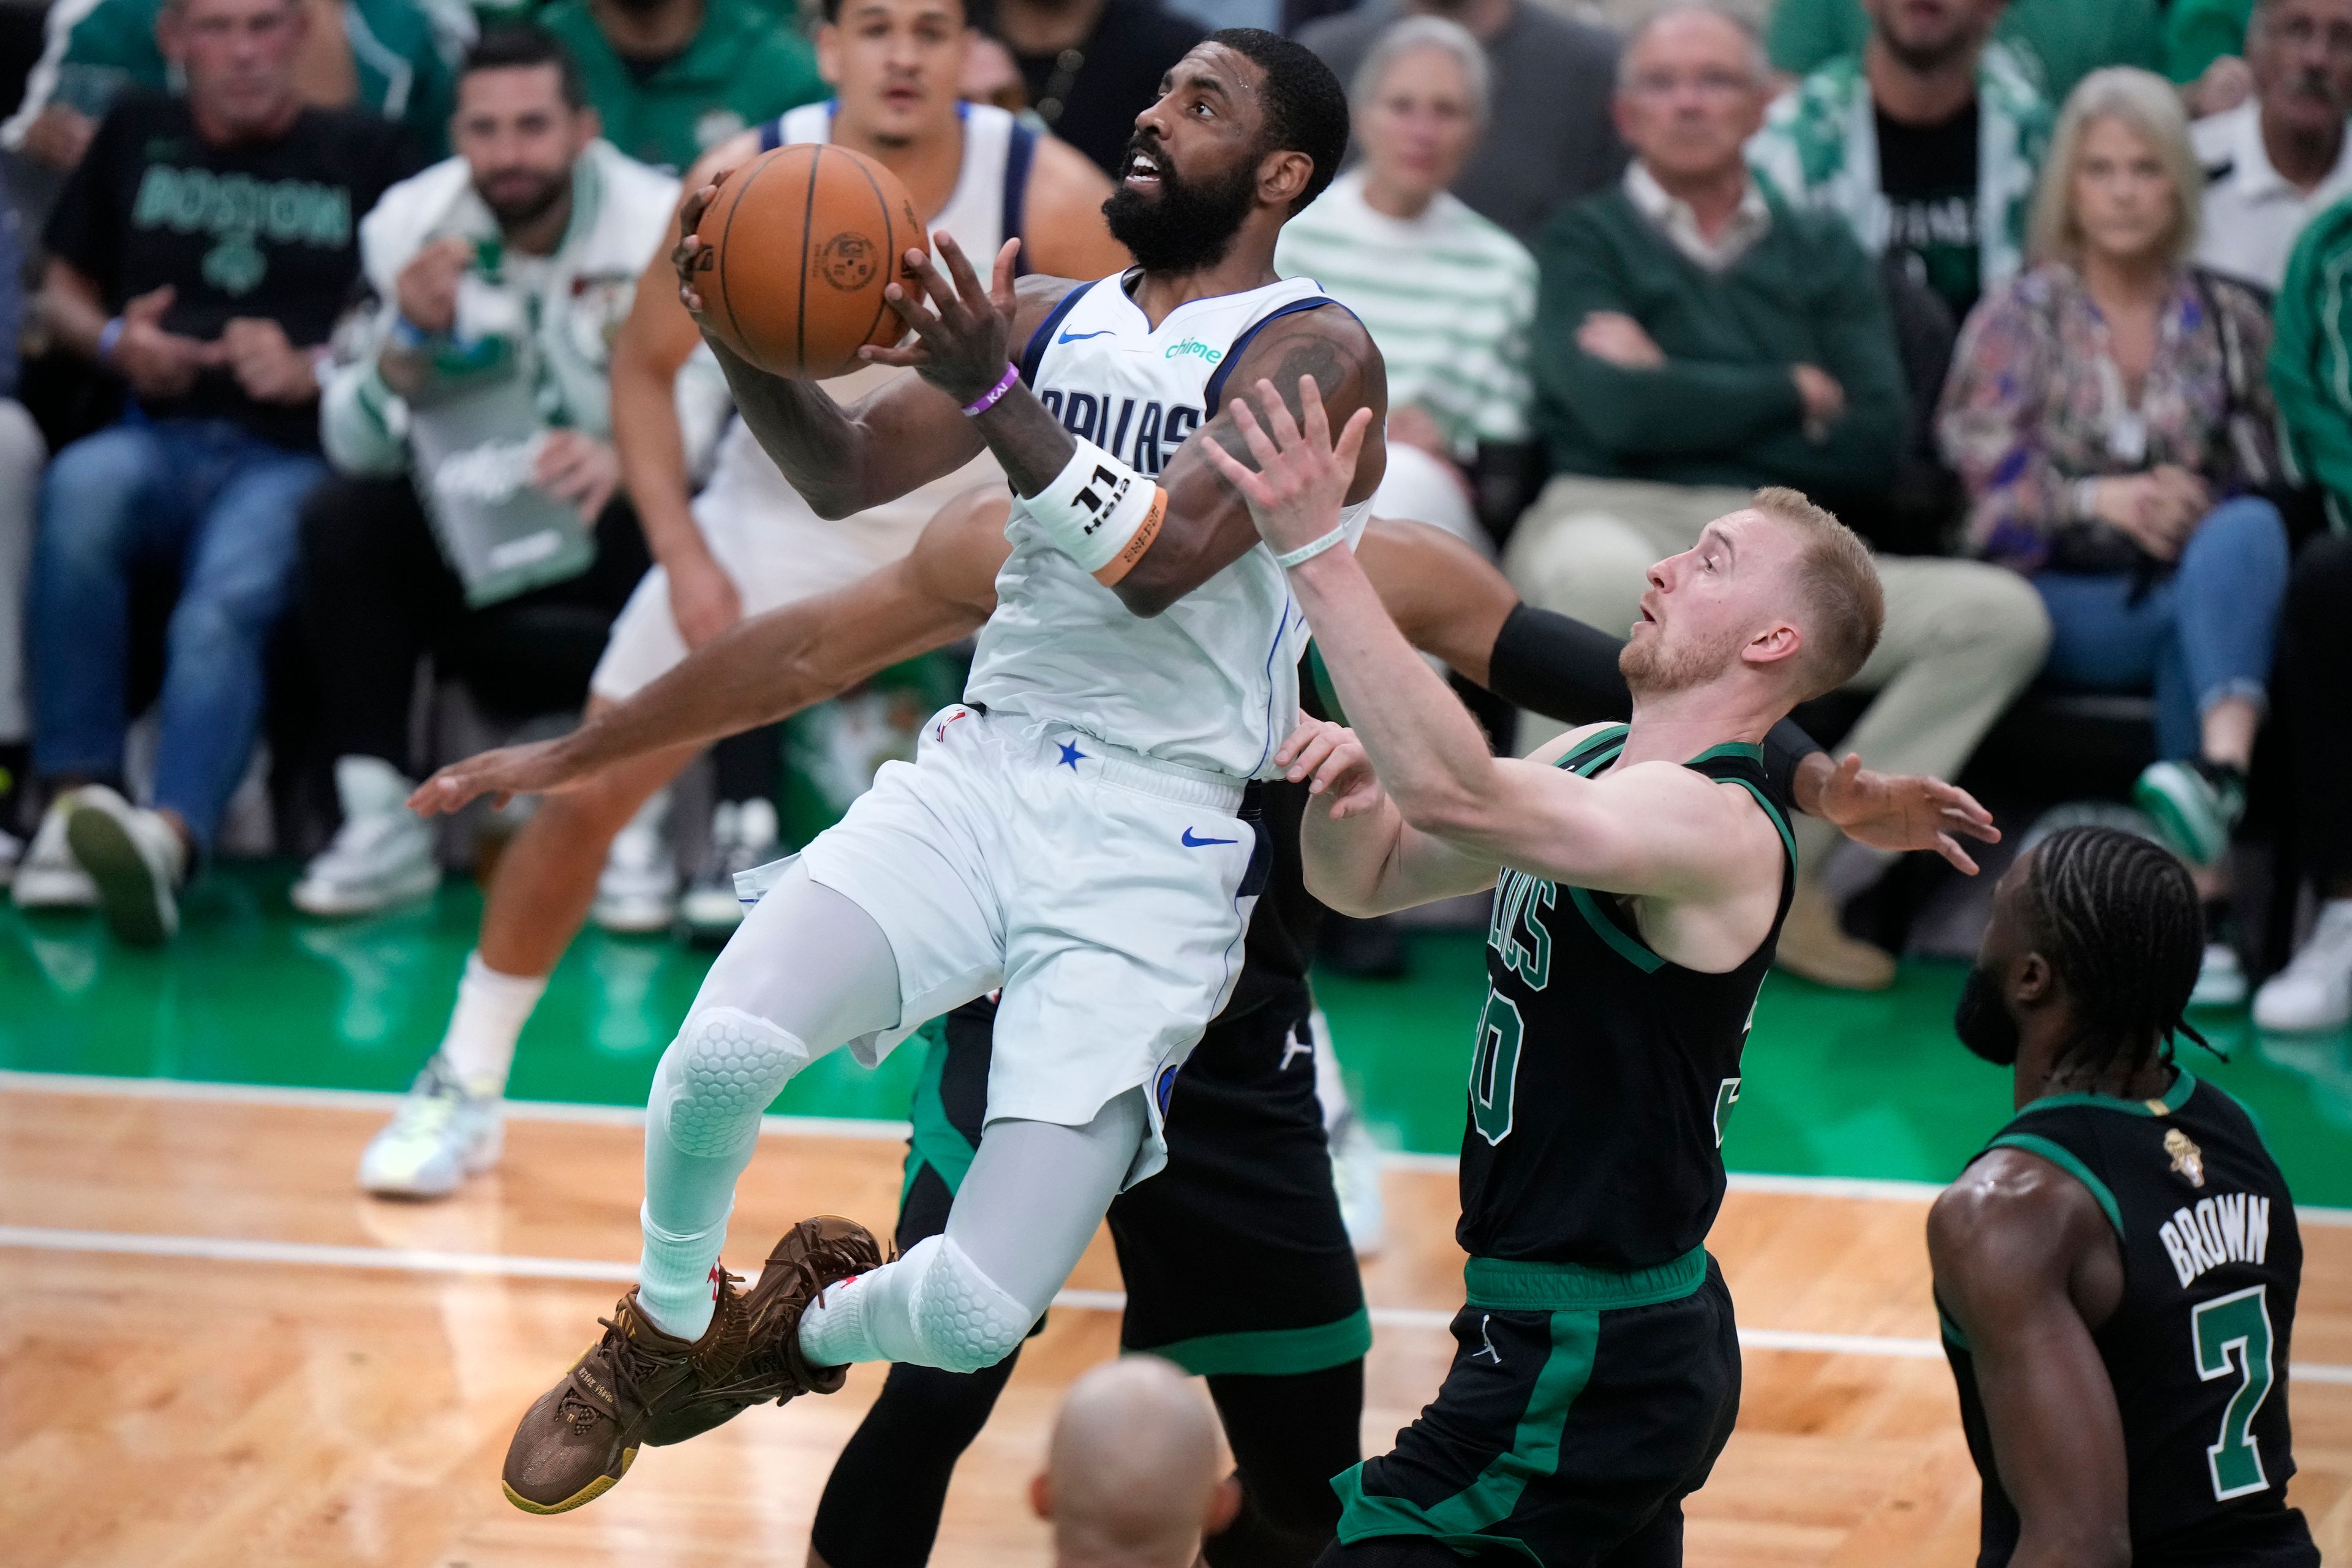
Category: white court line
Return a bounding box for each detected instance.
[4,1223,2348,1385]
[4,1068,2350,1226]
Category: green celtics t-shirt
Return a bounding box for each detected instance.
[538,0,827,175]
[45,93,418,449]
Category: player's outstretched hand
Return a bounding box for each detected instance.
[864,232,1022,404]
[407,739,586,818]
[1274,715,1384,820]
[1809,753,1999,873]
[1200,376,1374,559]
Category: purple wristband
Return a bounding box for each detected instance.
[962,363,1020,418]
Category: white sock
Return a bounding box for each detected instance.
[635,1200,731,1343]
[795,1234,940,1366]
[437,951,546,1096]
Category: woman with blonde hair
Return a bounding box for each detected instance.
[1939,66,2290,1008]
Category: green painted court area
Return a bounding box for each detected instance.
[7,864,2351,1206]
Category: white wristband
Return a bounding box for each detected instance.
[1275,526,1348,570]
[1026,439,1168,585]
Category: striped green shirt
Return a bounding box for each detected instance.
[1275,169,1538,458]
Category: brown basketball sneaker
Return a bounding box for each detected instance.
[500,1216,883,1513]
[644,1215,887,1446]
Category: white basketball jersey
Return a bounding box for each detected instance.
[691,102,1032,565]
[965,273,1373,780]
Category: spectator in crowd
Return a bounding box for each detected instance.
[537,0,826,171]
[1939,67,2289,1008]
[1768,0,2164,109]
[10,0,417,943]
[1297,0,1623,244]
[1275,15,1535,549]
[2189,0,2352,290]
[2260,191,2352,1027]
[1506,4,2050,991]
[0,203,44,879]
[1030,1357,1240,1568]
[3,0,458,169]
[2170,0,2261,117]
[986,0,1207,177]
[1749,0,2052,323]
[290,27,674,918]
[2252,532,2352,1030]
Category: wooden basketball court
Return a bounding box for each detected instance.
[6,1077,2348,1567]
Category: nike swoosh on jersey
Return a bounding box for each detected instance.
[1057,328,1115,343]
[1180,828,1238,847]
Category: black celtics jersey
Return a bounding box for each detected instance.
[1457,723,1795,1270]
[1943,1070,2316,1567]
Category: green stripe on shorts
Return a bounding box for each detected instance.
[900,1020,973,1205]
[1130,1307,1373,1378]
[1464,1247,1706,1311]
[1332,1307,1600,1558]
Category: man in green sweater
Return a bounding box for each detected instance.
[1505,4,2049,990]
[538,0,826,172]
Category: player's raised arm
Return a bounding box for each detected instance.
[1928,1156,2133,1568]
[669,183,1063,520]
[409,484,1011,815]
[1206,377,1782,905]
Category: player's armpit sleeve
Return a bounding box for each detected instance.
[1483,604,1630,726]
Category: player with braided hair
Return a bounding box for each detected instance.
[1932,825,2318,1568]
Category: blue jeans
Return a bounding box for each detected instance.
[29,417,328,850]
[2031,495,2289,761]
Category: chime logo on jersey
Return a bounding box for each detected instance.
[2160,1191,2272,1289]
[1036,388,1204,475]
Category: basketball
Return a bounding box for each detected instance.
[692,143,927,380]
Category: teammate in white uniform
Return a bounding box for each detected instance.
[349,0,1120,1199]
[492,29,1392,1515]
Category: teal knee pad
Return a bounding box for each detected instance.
[660,1007,811,1158]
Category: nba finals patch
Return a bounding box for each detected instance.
[2165,1128,2206,1188]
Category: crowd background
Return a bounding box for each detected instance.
[4,0,2352,1041]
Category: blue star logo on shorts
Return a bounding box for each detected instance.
[1057,741,1087,771]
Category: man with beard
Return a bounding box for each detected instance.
[1749,0,2052,322]
[286,27,680,922]
[1930,825,2318,1568]
[491,29,1401,1517]
[2190,0,2352,290]
[340,0,1127,1202]
[1207,372,1885,1562]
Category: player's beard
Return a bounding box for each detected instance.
[1951,961,2021,1066]
[1617,620,1738,696]
[1103,132,1259,274]
[477,167,571,231]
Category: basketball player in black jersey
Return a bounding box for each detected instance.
[1202,385,1888,1566]
[1932,826,2318,1568]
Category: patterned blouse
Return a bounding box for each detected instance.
[1935,262,2277,568]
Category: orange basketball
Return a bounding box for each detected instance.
[693,144,926,380]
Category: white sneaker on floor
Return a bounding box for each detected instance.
[1329,1109,1388,1257]
[65,784,185,945]
[12,796,97,909]
[2191,943,2248,1010]
[357,1056,504,1197]
[2253,901,2352,1034]
[293,756,442,916]
[679,797,782,941]
[592,790,676,935]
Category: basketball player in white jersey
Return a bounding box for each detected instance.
[496,30,1392,1515]
[347,0,1123,1201]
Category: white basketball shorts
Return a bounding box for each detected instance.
[780,703,1268,1186]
